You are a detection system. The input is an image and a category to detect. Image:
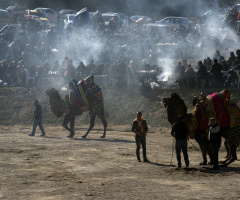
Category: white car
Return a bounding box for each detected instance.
[102,12,118,27]
[156,17,194,28]
[64,14,75,28]
[34,8,58,23]
[59,9,77,18]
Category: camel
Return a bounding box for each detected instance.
[162,92,240,167]
[162,93,213,165]
[45,76,107,138]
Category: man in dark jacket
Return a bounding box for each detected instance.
[196,61,208,88]
[29,100,45,136]
[174,61,185,87]
[208,118,221,170]
[210,59,223,87]
[131,111,150,162]
[171,115,189,168]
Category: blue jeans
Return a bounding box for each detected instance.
[175,139,189,167]
[31,119,45,136]
[222,73,233,87]
[135,135,147,160]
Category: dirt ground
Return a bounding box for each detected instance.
[0,124,240,200]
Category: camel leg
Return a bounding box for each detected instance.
[224,139,230,158]
[220,142,231,164]
[98,108,107,138]
[68,116,75,138]
[195,133,209,165]
[200,145,208,165]
[82,111,96,138]
[62,114,75,138]
[221,144,237,167]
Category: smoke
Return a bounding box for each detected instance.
[156,58,175,83]
[57,32,105,65]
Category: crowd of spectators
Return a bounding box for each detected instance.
[0,8,240,89]
[174,49,240,89]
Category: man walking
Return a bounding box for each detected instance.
[131,112,150,162]
[29,100,45,137]
[171,115,189,168]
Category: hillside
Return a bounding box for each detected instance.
[0,86,240,127]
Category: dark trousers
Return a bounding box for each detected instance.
[31,119,45,136]
[210,143,221,168]
[175,139,189,167]
[135,135,147,160]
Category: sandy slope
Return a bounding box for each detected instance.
[0,124,240,200]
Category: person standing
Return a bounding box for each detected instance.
[208,118,221,170]
[210,59,223,87]
[29,100,45,137]
[171,115,189,168]
[131,112,150,162]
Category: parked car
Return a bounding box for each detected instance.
[130,15,152,23]
[34,8,58,23]
[0,24,22,41]
[25,10,50,28]
[59,9,77,18]
[156,17,195,28]
[0,9,11,29]
[25,15,44,27]
[6,4,26,23]
[102,12,125,28]
[6,4,26,16]
[64,14,75,28]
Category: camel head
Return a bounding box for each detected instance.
[163,93,187,125]
[162,97,169,108]
[45,88,64,118]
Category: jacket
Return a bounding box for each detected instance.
[208,124,221,145]
[132,119,148,136]
[171,120,189,140]
[34,104,42,120]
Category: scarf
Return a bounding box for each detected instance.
[136,118,144,134]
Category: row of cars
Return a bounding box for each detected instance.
[0,4,196,39]
[62,11,194,30]
[0,5,79,29]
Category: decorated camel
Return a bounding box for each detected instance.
[45,75,107,138]
[162,90,240,167]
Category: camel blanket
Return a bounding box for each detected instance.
[226,101,240,128]
[191,89,240,130]
[205,92,229,127]
[69,80,103,114]
[71,81,89,107]
[191,103,209,130]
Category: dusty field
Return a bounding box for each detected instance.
[0,124,240,200]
